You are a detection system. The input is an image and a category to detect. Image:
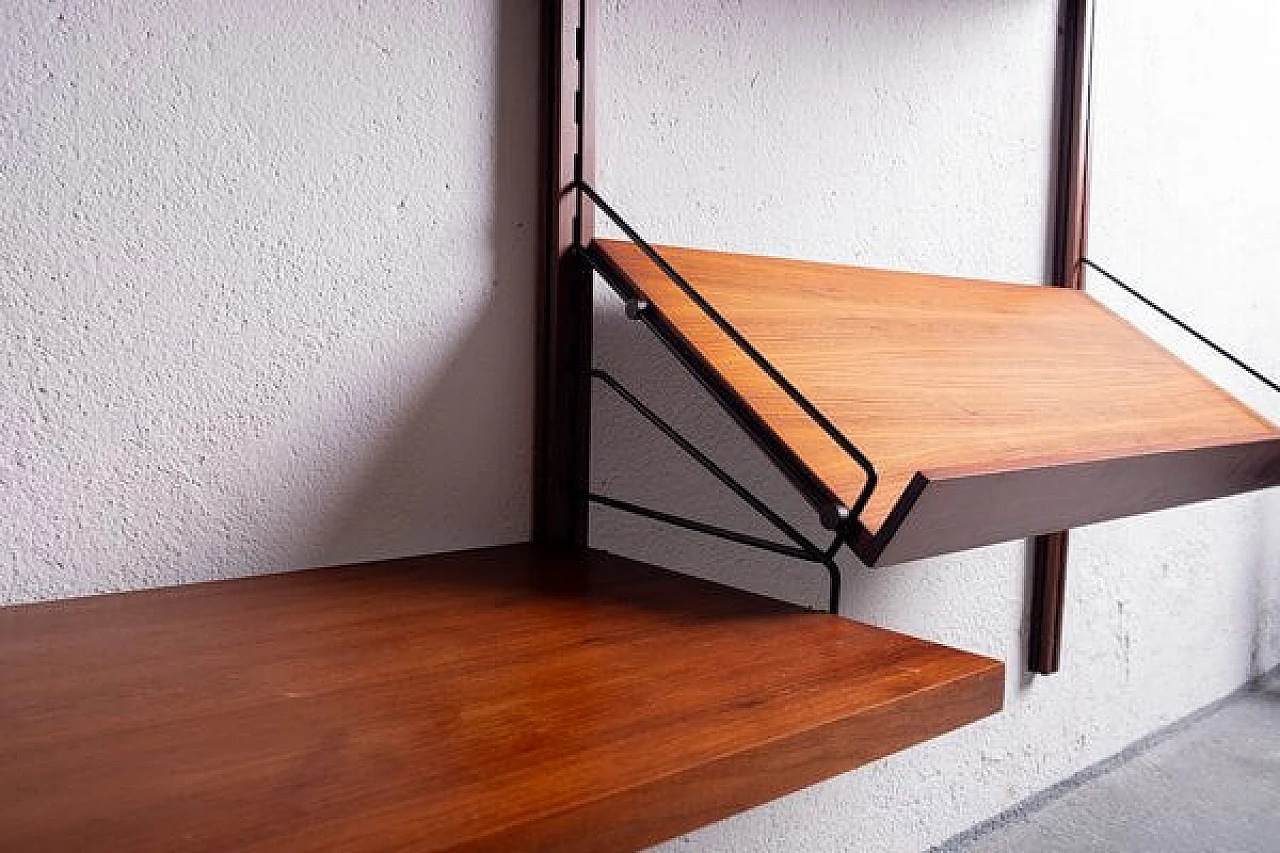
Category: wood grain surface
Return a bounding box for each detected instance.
[0,544,1002,853]
[595,239,1280,562]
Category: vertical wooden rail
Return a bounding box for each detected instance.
[535,0,596,546]
[1030,0,1095,675]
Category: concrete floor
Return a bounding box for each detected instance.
[937,673,1280,853]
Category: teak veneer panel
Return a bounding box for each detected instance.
[594,240,1280,563]
[0,544,1002,853]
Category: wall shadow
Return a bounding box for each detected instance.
[588,290,836,612]
[311,0,541,568]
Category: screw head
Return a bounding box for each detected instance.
[819,503,851,531]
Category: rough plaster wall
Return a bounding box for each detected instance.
[583,2,1280,851]
[1,0,541,602]
[1085,0,1280,675]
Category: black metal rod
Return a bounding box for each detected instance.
[820,559,841,615]
[822,533,845,564]
[590,369,826,560]
[1083,258,1280,395]
[586,492,818,563]
[574,180,879,526]
[589,491,842,613]
[819,531,844,613]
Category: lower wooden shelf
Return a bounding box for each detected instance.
[0,544,1002,853]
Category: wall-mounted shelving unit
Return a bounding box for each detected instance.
[4,1,1275,851]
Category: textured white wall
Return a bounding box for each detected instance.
[1,0,541,602]
[583,2,1280,851]
[2,1,1277,851]
[1086,0,1280,675]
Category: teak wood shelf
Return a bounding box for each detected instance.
[0,545,1002,853]
[592,239,1280,567]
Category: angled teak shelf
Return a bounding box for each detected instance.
[592,239,1280,567]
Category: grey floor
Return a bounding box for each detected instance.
[938,672,1280,853]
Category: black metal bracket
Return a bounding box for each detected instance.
[1082,258,1279,395]
[547,0,872,613]
[588,369,844,614]
[573,181,879,528]
[562,181,892,615]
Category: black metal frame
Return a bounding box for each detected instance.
[570,175,872,615]
[584,241,864,537]
[588,368,845,613]
[1082,258,1279,395]
[576,181,879,529]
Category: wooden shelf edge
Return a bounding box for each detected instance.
[470,652,1002,853]
[863,436,1280,566]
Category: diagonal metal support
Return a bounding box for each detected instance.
[575,181,878,531]
[587,493,817,563]
[1083,258,1280,395]
[589,369,844,614]
[592,370,824,558]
